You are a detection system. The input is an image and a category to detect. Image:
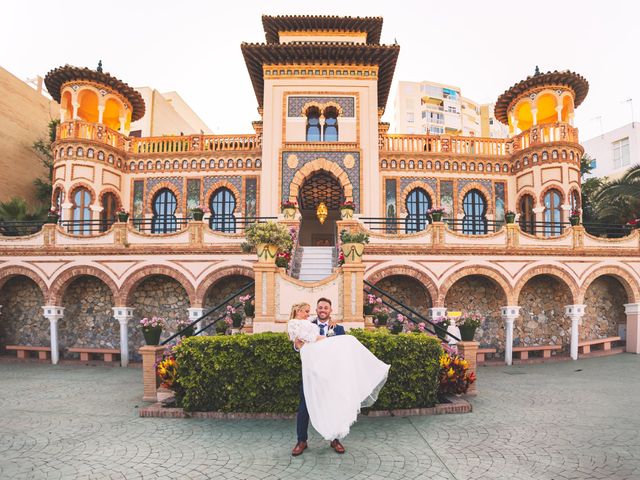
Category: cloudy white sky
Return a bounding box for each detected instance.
[4,0,639,139]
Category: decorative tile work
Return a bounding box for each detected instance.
[287,96,355,117]
[203,176,243,197]
[133,180,144,220]
[400,177,437,195]
[186,179,201,211]
[457,179,494,202]
[440,180,454,215]
[245,178,257,218]
[282,152,360,212]
[495,182,506,221]
[145,177,183,205]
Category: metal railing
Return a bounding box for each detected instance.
[132,217,190,234]
[364,280,460,342]
[60,219,116,235]
[0,220,47,236]
[360,217,506,235]
[443,219,505,235]
[162,282,255,345]
[205,216,277,234]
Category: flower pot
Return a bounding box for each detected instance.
[256,243,278,263]
[340,207,354,220]
[364,305,374,315]
[340,242,365,263]
[231,314,243,329]
[46,214,59,224]
[389,324,403,334]
[215,321,228,335]
[192,211,204,221]
[376,315,389,326]
[569,216,580,226]
[117,213,129,223]
[505,213,516,224]
[243,304,255,318]
[142,326,162,345]
[180,326,195,338]
[282,207,296,219]
[431,212,443,222]
[459,324,477,341]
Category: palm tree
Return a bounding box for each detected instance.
[595,165,640,224]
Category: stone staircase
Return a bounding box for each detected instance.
[296,246,335,282]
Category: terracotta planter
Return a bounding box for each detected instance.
[142,326,162,345]
[192,211,204,221]
[340,207,355,220]
[282,207,296,219]
[459,324,477,341]
[256,243,278,263]
[340,242,365,263]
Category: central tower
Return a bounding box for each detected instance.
[242,15,399,243]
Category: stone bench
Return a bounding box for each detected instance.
[68,347,120,362]
[477,348,497,363]
[6,345,52,360]
[578,336,621,354]
[513,345,562,360]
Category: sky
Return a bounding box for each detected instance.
[4,0,640,140]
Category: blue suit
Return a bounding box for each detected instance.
[296,319,345,442]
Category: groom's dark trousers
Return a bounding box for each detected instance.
[296,322,345,442]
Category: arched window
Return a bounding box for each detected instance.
[152,189,178,233]
[519,194,535,234]
[405,188,431,233]
[323,106,338,141]
[100,192,118,232]
[462,189,488,235]
[71,187,92,235]
[543,189,562,237]
[306,107,321,142]
[209,187,237,233]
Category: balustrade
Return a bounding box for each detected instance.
[380,133,507,156]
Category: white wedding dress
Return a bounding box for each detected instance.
[288,319,390,440]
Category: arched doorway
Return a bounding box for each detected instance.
[298,171,344,246]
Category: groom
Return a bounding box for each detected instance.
[292,297,346,456]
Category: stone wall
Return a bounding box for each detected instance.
[374,275,432,318]
[517,275,572,350]
[203,275,254,309]
[0,276,46,348]
[444,275,507,350]
[131,275,190,352]
[582,276,627,340]
[60,276,117,357]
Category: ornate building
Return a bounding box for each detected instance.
[1,15,639,367]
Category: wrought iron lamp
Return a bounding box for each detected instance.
[316,202,328,224]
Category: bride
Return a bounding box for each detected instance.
[288,299,390,445]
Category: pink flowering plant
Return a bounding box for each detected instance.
[458,312,485,329]
[140,316,166,330]
[340,200,356,210]
[281,200,297,210]
[569,209,580,218]
[191,204,208,213]
[373,305,390,325]
[427,206,446,215]
[386,313,407,334]
[239,294,254,318]
[431,316,451,339]
[176,318,195,337]
[225,305,244,328]
[364,293,383,315]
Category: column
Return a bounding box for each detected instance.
[531,108,538,126]
[457,341,479,395]
[42,306,64,365]
[72,102,79,120]
[112,307,134,367]
[564,304,585,360]
[624,303,640,353]
[98,105,105,124]
[555,105,563,123]
[187,307,205,335]
[501,306,521,366]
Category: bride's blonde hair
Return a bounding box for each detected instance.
[290,302,311,320]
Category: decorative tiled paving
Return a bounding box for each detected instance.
[0,355,639,479]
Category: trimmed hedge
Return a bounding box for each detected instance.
[174,330,442,413]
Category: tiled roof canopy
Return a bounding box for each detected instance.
[241,42,400,109]
[262,15,383,44]
[44,65,146,121]
[495,70,588,125]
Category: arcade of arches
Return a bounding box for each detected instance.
[297,171,345,246]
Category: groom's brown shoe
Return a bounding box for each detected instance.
[292,441,307,456]
[330,439,345,454]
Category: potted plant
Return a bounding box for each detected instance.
[46,207,59,224]
[457,312,484,341]
[364,293,382,315]
[176,318,195,338]
[386,313,405,334]
[275,251,291,269]
[505,210,516,224]
[374,305,390,327]
[339,229,369,263]
[428,206,446,222]
[191,204,207,221]
[569,209,581,226]
[240,294,254,319]
[215,318,229,335]
[225,305,244,333]
[281,200,297,220]
[116,207,129,223]
[245,221,293,263]
[431,316,451,341]
[339,200,356,220]
[140,316,166,345]
[438,351,476,399]
[156,355,178,390]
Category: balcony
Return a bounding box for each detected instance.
[380,133,508,156]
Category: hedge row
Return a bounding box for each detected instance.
[174,330,443,413]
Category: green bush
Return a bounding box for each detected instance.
[174,330,443,413]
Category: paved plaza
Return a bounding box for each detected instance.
[0,355,639,480]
